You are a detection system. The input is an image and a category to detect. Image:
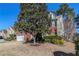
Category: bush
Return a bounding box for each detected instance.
[59,39,64,45]
[51,39,64,45]
[43,35,64,45]
[6,34,16,41]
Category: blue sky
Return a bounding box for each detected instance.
[0,3,20,30]
[0,3,79,33]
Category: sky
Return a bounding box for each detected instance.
[0,3,20,30]
[0,3,79,32]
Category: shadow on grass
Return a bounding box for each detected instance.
[53,51,75,56]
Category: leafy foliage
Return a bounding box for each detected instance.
[14,21,32,32]
[56,3,75,19]
[6,34,16,41]
[43,35,64,45]
[14,3,50,34]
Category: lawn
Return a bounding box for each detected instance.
[0,41,75,56]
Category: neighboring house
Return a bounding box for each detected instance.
[6,27,15,37]
[0,30,7,39]
[0,31,2,36]
[48,11,75,42]
[48,12,64,36]
[0,26,15,39]
[56,15,64,36]
[0,31,4,36]
[48,11,57,34]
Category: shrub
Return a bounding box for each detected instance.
[55,39,64,45]
[43,34,64,45]
[6,34,16,41]
[59,39,64,45]
[51,39,64,45]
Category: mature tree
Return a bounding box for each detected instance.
[56,3,75,41]
[14,3,51,43]
[56,3,75,19]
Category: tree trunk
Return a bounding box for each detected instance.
[36,32,43,43]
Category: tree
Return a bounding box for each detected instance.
[56,3,75,19]
[56,3,75,41]
[14,3,51,43]
[74,33,79,56]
